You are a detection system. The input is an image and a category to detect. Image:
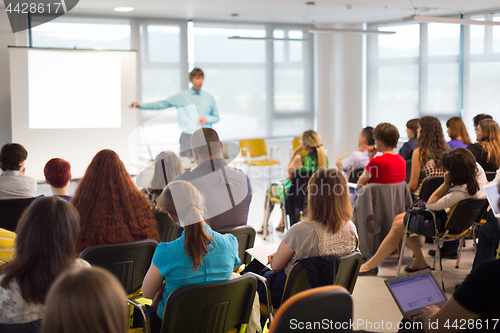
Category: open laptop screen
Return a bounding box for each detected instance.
[483,183,500,217]
[386,271,446,317]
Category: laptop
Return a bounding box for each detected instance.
[482,183,500,218]
[385,269,447,320]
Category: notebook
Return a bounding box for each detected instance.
[482,183,500,218]
[384,269,447,319]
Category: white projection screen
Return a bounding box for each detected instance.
[9,47,138,181]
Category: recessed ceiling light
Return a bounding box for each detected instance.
[114,7,134,12]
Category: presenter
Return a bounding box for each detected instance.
[130,68,219,157]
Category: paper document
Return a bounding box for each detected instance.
[246,244,280,266]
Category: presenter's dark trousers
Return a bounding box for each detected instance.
[179,132,193,157]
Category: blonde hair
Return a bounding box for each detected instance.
[301,130,327,168]
[159,180,212,270]
[150,151,184,193]
[303,168,352,234]
[479,119,500,169]
[42,267,128,333]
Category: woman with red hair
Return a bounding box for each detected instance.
[71,149,159,253]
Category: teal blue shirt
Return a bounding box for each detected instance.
[140,88,220,135]
[152,225,240,319]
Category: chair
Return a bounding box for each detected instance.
[405,160,412,184]
[347,166,364,183]
[153,212,178,243]
[262,181,287,240]
[397,198,489,290]
[0,197,38,232]
[285,169,315,228]
[485,171,496,182]
[334,251,363,294]
[417,176,444,202]
[80,239,158,295]
[0,320,42,333]
[268,286,353,333]
[353,182,413,259]
[131,275,258,333]
[239,139,280,180]
[219,225,256,270]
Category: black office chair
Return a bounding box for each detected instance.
[80,239,158,295]
[153,212,179,243]
[0,320,41,333]
[417,176,444,202]
[286,169,315,227]
[219,225,256,270]
[405,160,412,184]
[0,197,39,232]
[334,251,362,294]
[347,167,364,183]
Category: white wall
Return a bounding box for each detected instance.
[315,24,364,166]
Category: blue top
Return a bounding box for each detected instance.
[140,88,220,135]
[152,225,240,318]
[448,139,468,149]
[399,137,418,161]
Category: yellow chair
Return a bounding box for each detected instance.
[239,139,280,180]
[0,228,16,265]
[291,137,307,157]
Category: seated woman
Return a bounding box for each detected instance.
[467,119,500,173]
[446,116,471,149]
[357,123,406,188]
[398,118,419,161]
[141,151,184,212]
[0,197,90,325]
[245,168,358,308]
[407,116,449,197]
[142,180,240,333]
[42,267,128,333]
[71,149,159,253]
[359,148,487,276]
[258,130,327,233]
[0,143,37,200]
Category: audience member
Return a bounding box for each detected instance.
[43,158,72,201]
[467,119,500,172]
[141,151,184,212]
[359,148,486,275]
[259,129,327,233]
[473,113,493,131]
[142,180,239,333]
[42,267,128,333]
[0,197,90,324]
[336,127,374,171]
[407,116,448,197]
[174,128,251,232]
[244,168,358,308]
[357,123,406,188]
[399,119,419,160]
[446,117,471,149]
[71,149,158,253]
[0,143,36,200]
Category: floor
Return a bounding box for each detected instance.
[246,174,476,333]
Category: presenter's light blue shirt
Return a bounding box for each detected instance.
[140,88,220,135]
[152,225,240,319]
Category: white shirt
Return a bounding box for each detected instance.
[0,170,37,200]
[341,150,369,171]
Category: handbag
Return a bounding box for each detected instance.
[404,199,447,238]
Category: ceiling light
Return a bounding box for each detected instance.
[403,15,500,26]
[308,28,395,35]
[114,7,134,12]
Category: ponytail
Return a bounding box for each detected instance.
[184,206,212,270]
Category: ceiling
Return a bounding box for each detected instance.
[67,0,500,25]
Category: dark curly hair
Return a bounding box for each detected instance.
[0,143,28,171]
[417,116,449,169]
[442,148,479,196]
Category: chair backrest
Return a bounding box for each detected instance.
[485,171,497,182]
[334,251,362,294]
[0,320,41,333]
[161,275,257,333]
[153,212,179,243]
[218,225,256,268]
[418,176,444,201]
[347,167,364,183]
[444,198,489,235]
[80,239,158,295]
[239,139,268,158]
[0,197,37,232]
[269,286,353,333]
[405,160,412,184]
[280,262,311,305]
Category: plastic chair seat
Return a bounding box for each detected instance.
[244,159,279,166]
